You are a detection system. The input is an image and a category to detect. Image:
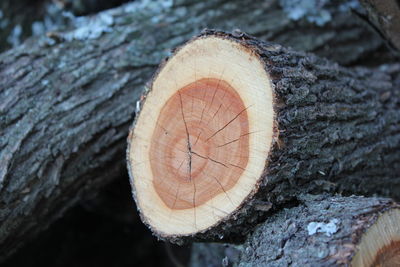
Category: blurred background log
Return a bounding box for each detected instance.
[0,0,131,52]
[190,243,240,267]
[0,0,398,63]
[359,0,400,53]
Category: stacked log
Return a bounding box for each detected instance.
[127,30,400,244]
[190,195,400,267]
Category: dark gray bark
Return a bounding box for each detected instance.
[240,194,399,266]
[0,0,397,260]
[149,30,400,244]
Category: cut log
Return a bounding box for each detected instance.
[127,30,400,243]
[0,0,397,261]
[239,194,400,267]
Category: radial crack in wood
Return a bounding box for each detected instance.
[127,30,400,243]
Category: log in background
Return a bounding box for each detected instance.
[0,0,399,265]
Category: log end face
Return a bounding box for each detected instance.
[127,34,275,238]
[352,208,400,267]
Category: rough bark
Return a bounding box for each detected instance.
[241,31,400,203]
[0,0,397,260]
[136,30,400,244]
[190,195,400,267]
[239,194,399,266]
[359,0,400,53]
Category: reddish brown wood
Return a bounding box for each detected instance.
[372,240,400,267]
[150,78,249,210]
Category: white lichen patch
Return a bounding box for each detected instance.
[279,0,360,26]
[63,12,114,41]
[279,0,331,26]
[307,219,339,237]
[123,0,174,14]
[33,0,175,44]
[32,4,72,38]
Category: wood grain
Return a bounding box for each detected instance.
[151,78,249,209]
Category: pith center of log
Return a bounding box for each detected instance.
[150,78,249,210]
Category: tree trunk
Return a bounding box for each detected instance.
[127,30,400,244]
[240,194,400,267]
[0,0,397,261]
